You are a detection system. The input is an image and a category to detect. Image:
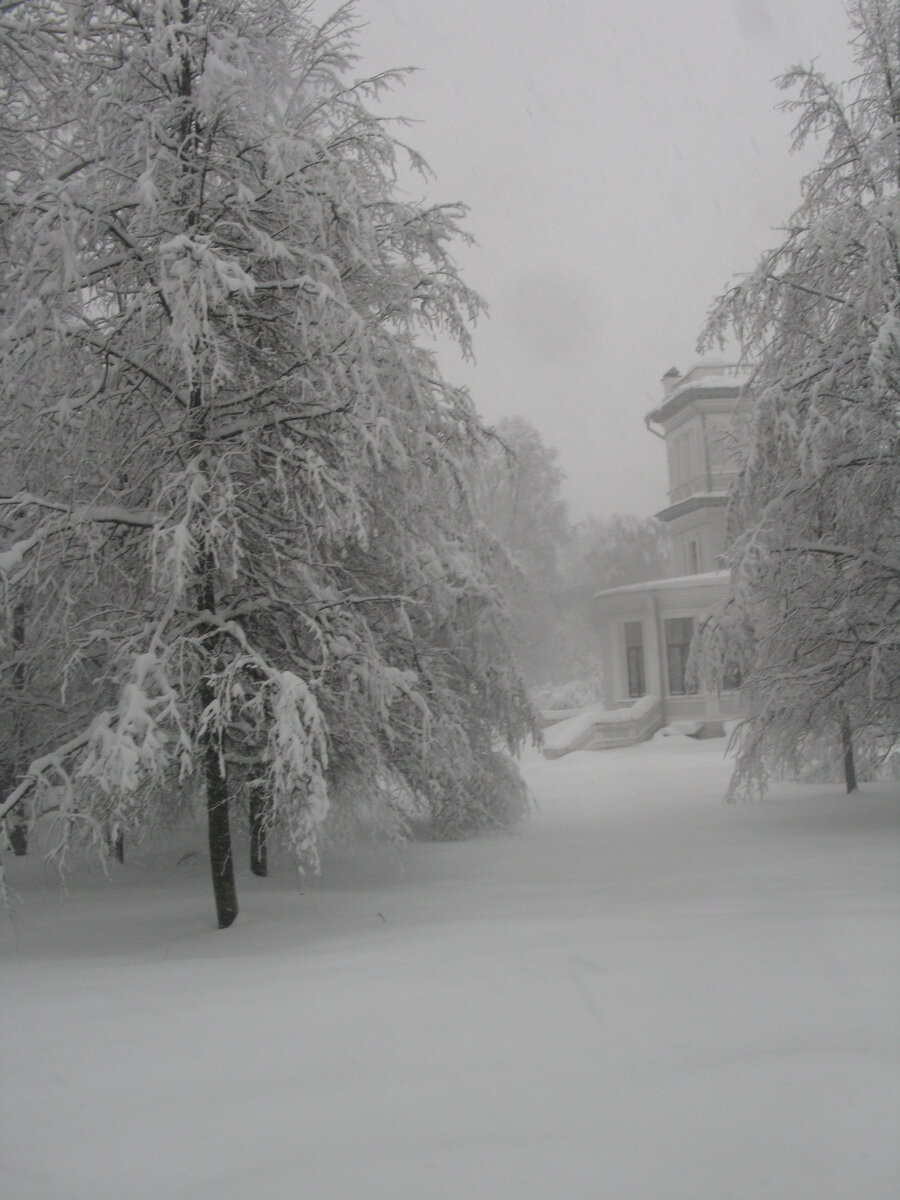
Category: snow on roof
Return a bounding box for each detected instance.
[647,362,751,424]
[595,569,729,600]
[671,372,748,395]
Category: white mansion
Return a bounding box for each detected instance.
[594,363,749,734]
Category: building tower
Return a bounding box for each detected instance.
[593,363,748,735]
[647,363,747,575]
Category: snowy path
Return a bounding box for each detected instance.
[2,739,899,1199]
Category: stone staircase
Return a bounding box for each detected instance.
[541,696,664,758]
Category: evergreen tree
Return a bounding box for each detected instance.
[0,0,533,923]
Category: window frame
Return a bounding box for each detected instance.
[664,615,698,696]
[623,620,646,698]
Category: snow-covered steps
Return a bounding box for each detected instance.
[541,694,663,757]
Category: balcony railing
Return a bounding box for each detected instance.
[676,364,747,386]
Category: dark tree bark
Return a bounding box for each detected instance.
[6,812,28,857]
[204,719,238,928]
[4,601,28,855]
[174,13,238,930]
[197,552,239,929]
[840,711,858,794]
[249,789,268,877]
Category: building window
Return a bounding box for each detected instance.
[675,431,692,486]
[685,538,700,575]
[624,621,646,698]
[665,616,697,695]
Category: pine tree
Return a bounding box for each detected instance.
[701,0,900,795]
[0,1,533,923]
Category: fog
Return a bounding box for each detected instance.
[351,0,856,518]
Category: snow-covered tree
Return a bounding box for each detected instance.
[472,422,672,689]
[552,513,671,695]
[700,0,900,796]
[0,0,533,925]
[564,513,671,594]
[475,417,570,581]
[470,417,572,682]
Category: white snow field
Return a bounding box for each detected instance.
[2,737,899,1200]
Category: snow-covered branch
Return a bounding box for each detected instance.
[0,726,94,824]
[777,542,900,576]
[700,0,900,797]
[0,0,533,923]
[0,495,156,575]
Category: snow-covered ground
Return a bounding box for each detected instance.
[3,737,899,1200]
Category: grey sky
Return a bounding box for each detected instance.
[350,0,855,519]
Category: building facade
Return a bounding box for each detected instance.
[595,363,748,731]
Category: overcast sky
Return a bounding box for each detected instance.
[345,0,857,520]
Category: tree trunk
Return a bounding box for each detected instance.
[5,601,28,855]
[249,789,268,877]
[196,538,238,928]
[108,830,125,863]
[204,705,238,928]
[840,712,858,794]
[6,812,28,857]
